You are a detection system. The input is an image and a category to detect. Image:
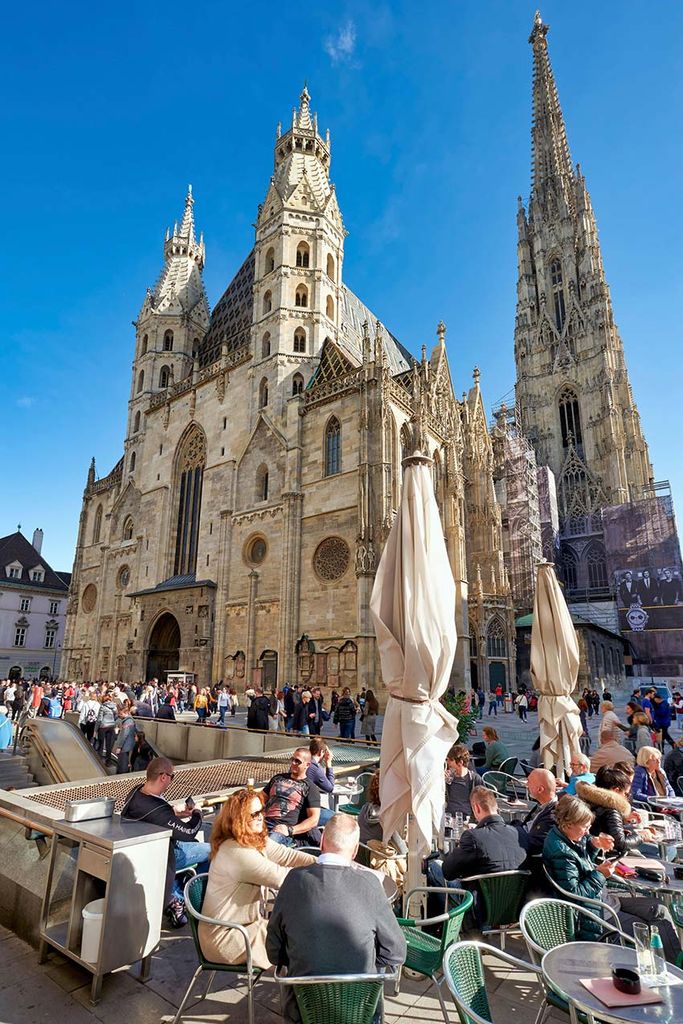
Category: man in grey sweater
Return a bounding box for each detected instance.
[266,814,406,1023]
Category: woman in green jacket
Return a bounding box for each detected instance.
[544,796,681,959]
[482,727,510,771]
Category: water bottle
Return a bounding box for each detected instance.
[443,813,454,837]
[454,812,464,841]
[650,927,667,985]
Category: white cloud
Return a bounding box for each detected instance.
[324,20,357,66]
[16,396,35,408]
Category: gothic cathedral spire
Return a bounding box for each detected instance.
[514,12,652,542]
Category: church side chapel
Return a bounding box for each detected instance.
[63,86,515,693]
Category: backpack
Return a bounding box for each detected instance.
[86,705,97,723]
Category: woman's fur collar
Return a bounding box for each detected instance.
[576,780,631,816]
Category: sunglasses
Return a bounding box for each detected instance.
[163,771,175,779]
[290,757,303,765]
[250,809,265,819]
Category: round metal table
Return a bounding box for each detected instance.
[648,797,683,822]
[542,941,683,1024]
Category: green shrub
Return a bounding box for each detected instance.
[441,690,479,743]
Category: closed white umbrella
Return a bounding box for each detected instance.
[370,447,459,888]
[531,560,582,779]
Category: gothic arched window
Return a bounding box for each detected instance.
[123,516,134,540]
[259,377,268,409]
[561,546,579,590]
[265,247,275,274]
[159,365,171,388]
[296,242,310,268]
[133,410,141,433]
[93,505,103,545]
[137,370,144,394]
[486,618,507,659]
[324,417,341,477]
[326,295,334,319]
[173,425,206,576]
[559,385,583,450]
[326,253,335,280]
[293,327,306,354]
[263,291,272,315]
[256,464,269,502]
[586,541,608,590]
[129,451,136,473]
[140,334,148,356]
[163,330,174,352]
[295,284,308,308]
[262,332,271,358]
[292,373,304,397]
[550,258,566,332]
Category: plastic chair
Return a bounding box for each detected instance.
[442,939,545,1024]
[173,874,263,1024]
[396,886,474,1023]
[460,870,530,949]
[338,771,374,816]
[274,967,398,1024]
[520,898,634,964]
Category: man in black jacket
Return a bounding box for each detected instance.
[514,768,558,856]
[246,687,271,730]
[121,757,209,927]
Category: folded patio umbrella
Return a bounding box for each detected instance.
[531,561,582,780]
[370,452,459,882]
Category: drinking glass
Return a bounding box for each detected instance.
[632,922,654,978]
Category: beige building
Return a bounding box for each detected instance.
[63,88,515,694]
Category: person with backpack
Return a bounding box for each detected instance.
[97,692,119,764]
[78,690,100,743]
[113,704,137,774]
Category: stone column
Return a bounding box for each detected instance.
[279,492,303,685]
[91,545,109,676]
[212,509,234,681]
[246,570,259,683]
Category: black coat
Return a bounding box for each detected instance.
[514,799,557,857]
[442,813,526,880]
[247,695,271,731]
[576,780,642,857]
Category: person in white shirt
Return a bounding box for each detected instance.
[599,701,627,744]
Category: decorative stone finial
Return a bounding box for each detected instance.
[473,366,481,385]
[436,321,446,347]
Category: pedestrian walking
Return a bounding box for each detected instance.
[488,689,498,716]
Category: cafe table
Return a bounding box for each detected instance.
[542,941,683,1024]
[329,781,362,812]
[615,856,683,900]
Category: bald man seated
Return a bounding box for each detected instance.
[512,768,558,856]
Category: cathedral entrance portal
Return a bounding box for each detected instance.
[488,661,506,691]
[260,650,278,690]
[147,612,181,682]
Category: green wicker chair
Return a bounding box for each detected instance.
[542,864,627,933]
[460,870,530,949]
[396,886,474,1023]
[338,771,374,816]
[520,898,634,964]
[442,939,545,1024]
[274,967,399,1024]
[173,874,263,1024]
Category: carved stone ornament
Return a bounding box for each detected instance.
[355,540,377,577]
[313,537,351,582]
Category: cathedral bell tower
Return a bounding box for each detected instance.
[126,187,209,472]
[251,86,346,422]
[514,13,652,529]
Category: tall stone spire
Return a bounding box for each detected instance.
[149,185,208,316]
[514,13,653,597]
[270,84,334,210]
[528,11,574,219]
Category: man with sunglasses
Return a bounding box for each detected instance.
[121,756,210,927]
[263,747,321,846]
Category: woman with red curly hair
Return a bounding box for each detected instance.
[199,787,315,968]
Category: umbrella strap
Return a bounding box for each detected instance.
[389,693,429,705]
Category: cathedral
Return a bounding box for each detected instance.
[63,85,515,693]
[63,13,682,690]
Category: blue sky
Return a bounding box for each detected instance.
[2,1,682,572]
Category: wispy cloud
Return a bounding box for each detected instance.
[16,396,35,408]
[324,20,357,66]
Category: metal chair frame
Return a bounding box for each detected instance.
[541,865,628,933]
[173,873,261,1024]
[481,771,527,800]
[442,939,546,1024]
[520,897,634,965]
[459,869,531,949]
[338,770,374,815]
[397,885,474,1023]
[274,967,399,1024]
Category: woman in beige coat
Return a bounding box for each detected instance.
[199,788,315,969]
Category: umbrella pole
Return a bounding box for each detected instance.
[406,813,423,905]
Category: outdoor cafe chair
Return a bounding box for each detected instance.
[395,885,474,1023]
[274,966,399,1024]
[459,869,530,949]
[677,775,683,797]
[338,770,374,816]
[498,756,519,777]
[520,898,634,964]
[173,873,262,1024]
[481,771,526,800]
[541,865,626,932]
[442,939,547,1024]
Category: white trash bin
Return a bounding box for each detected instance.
[81,898,105,963]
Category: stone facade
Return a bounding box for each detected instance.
[63,88,513,693]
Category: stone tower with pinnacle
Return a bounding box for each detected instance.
[515,12,653,559]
